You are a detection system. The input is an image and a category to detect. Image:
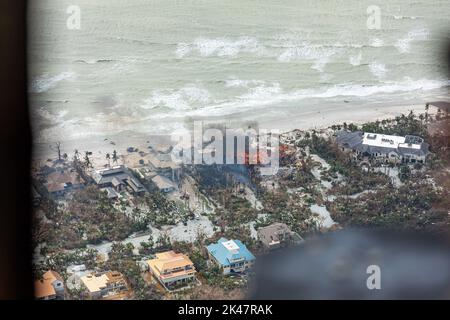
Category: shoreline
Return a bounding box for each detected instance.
[32,103,439,169]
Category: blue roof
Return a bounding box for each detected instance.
[207,238,255,267]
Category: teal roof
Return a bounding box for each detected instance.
[207,238,255,267]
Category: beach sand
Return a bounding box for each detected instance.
[32,103,438,168]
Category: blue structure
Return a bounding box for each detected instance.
[207,238,256,274]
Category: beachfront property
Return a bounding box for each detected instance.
[151,174,177,193]
[34,270,65,300]
[43,169,85,197]
[80,271,129,300]
[147,251,197,290]
[207,238,255,275]
[257,223,304,250]
[336,131,430,164]
[92,165,147,195]
[147,152,181,182]
[428,101,450,116]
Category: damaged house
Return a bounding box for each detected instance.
[336,131,430,164]
[92,165,147,196]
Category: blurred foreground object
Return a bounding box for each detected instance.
[0,1,32,299]
[249,230,450,299]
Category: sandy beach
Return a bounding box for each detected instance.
[32,103,439,168]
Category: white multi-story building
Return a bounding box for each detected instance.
[336,131,430,164]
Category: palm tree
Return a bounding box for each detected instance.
[84,151,92,168]
[73,149,80,162]
[419,113,424,125]
[50,142,62,161]
[112,150,118,164]
[106,153,111,167]
[55,142,61,161]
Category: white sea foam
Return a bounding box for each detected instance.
[175,43,191,58]
[369,38,384,47]
[225,79,265,88]
[152,78,449,119]
[176,36,263,58]
[141,85,211,111]
[30,71,75,93]
[278,42,340,72]
[36,77,449,142]
[349,51,362,66]
[244,79,444,112]
[177,34,354,73]
[368,62,388,79]
[35,108,68,121]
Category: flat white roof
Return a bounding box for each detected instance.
[222,240,239,251]
[362,133,421,150]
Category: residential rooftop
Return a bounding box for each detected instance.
[92,165,146,193]
[336,131,430,157]
[207,238,255,267]
[257,222,303,247]
[147,251,195,280]
[151,174,176,190]
[34,270,63,299]
[80,271,127,294]
[44,169,85,193]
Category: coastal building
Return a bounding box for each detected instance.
[428,101,450,115]
[207,238,255,275]
[151,174,176,193]
[92,165,147,195]
[147,251,197,290]
[80,271,129,300]
[101,186,120,199]
[335,131,430,164]
[147,152,181,182]
[44,169,85,197]
[34,270,65,300]
[66,264,87,275]
[257,223,304,250]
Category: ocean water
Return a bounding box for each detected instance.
[28,0,450,144]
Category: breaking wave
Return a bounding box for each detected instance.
[151,78,450,119]
[176,36,263,58]
[30,71,75,93]
[141,85,211,111]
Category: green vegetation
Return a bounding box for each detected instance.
[133,191,191,227]
[360,111,429,137]
[35,248,98,279]
[213,194,257,228]
[258,190,318,236]
[102,242,162,300]
[39,186,137,249]
[328,180,449,232]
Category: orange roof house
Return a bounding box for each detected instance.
[147,251,197,290]
[34,270,65,300]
